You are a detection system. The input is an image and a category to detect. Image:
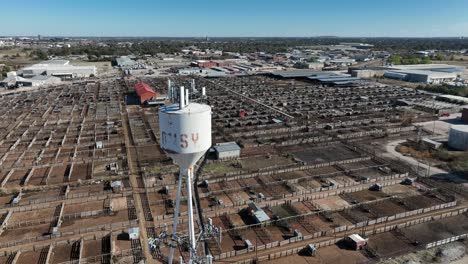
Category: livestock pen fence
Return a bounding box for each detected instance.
[219,207,468,263]
[212,202,463,261]
[0,219,138,249]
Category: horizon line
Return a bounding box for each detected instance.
[1,35,467,39]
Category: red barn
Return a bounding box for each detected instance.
[134,82,157,104]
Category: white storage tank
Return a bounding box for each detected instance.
[159,102,212,168]
[448,125,468,151]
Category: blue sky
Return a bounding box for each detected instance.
[2,0,468,37]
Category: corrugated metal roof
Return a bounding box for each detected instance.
[213,142,241,153]
[316,77,361,82]
[134,82,157,104]
[271,69,323,78]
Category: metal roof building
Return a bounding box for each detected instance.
[21,60,96,78]
[134,82,157,104]
[213,142,241,160]
[388,64,465,73]
[114,56,136,68]
[270,69,324,78]
[2,75,61,87]
[248,203,270,223]
[385,70,457,84]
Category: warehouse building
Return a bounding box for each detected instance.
[16,75,61,87]
[178,68,209,75]
[270,69,326,79]
[134,82,157,105]
[20,60,96,79]
[436,94,468,105]
[384,70,457,84]
[350,64,464,81]
[1,75,61,88]
[213,142,241,160]
[448,125,468,151]
[113,56,136,68]
[388,64,464,73]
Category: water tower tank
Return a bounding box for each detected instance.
[159,103,212,168]
[448,125,468,151]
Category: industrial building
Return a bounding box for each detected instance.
[113,56,136,68]
[389,64,465,73]
[178,68,209,75]
[326,58,356,67]
[350,64,464,83]
[271,69,329,79]
[448,125,468,150]
[437,94,468,105]
[384,70,457,84]
[20,60,96,79]
[270,69,364,86]
[16,75,62,87]
[213,142,241,160]
[134,82,157,104]
[1,74,61,88]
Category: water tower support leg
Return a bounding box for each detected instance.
[168,169,184,264]
[186,167,197,257]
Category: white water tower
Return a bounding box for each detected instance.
[159,86,212,263]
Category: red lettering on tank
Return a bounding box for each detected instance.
[180,134,188,148]
[191,133,199,144]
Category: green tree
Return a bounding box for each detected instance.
[34,49,48,60]
[293,62,309,69]
[389,55,402,65]
[434,54,444,61]
[1,66,11,78]
[421,57,431,64]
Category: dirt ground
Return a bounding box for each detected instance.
[21,188,60,202]
[48,165,67,184]
[4,169,28,187]
[70,163,92,181]
[366,200,407,218]
[316,244,368,264]
[401,221,456,244]
[51,243,74,264]
[292,144,360,164]
[9,207,56,224]
[63,200,104,214]
[315,196,350,211]
[382,184,420,198]
[82,239,102,258]
[240,155,295,171]
[342,190,390,203]
[60,210,128,232]
[327,212,353,227]
[28,167,49,185]
[400,194,442,210]
[367,231,415,258]
[0,223,50,242]
[266,253,323,264]
[15,250,43,264]
[114,234,132,252]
